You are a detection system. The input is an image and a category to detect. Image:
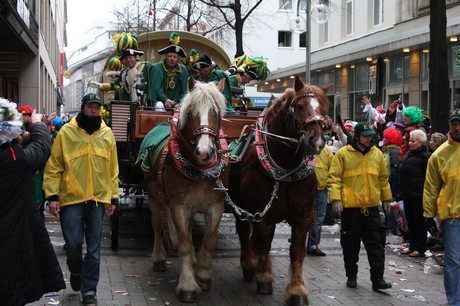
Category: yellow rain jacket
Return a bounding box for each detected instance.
[314,145,333,191]
[328,144,392,208]
[423,135,460,222]
[44,117,119,207]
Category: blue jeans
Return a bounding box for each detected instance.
[307,189,328,250]
[442,218,460,306]
[60,202,105,297]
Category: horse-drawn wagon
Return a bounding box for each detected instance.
[101,29,329,306]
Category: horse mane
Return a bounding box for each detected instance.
[267,88,295,117]
[179,81,227,129]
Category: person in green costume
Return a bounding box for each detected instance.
[192,54,237,115]
[144,32,189,109]
[92,48,145,102]
[227,55,270,109]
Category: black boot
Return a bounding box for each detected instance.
[372,278,392,291]
[346,276,357,288]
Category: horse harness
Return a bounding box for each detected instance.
[219,103,321,222]
[254,108,315,182]
[168,110,229,180]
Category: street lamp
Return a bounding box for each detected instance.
[289,1,330,84]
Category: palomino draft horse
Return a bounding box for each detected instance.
[228,76,331,306]
[142,77,228,303]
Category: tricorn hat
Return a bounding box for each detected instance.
[192,54,213,69]
[158,32,187,58]
[120,48,144,61]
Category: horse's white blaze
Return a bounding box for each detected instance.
[310,98,320,114]
[196,108,212,159]
[310,98,324,153]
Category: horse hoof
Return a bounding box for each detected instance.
[153,261,166,272]
[286,295,309,306]
[243,268,256,281]
[256,281,273,295]
[197,277,212,291]
[177,289,197,303]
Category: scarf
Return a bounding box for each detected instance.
[76,111,101,135]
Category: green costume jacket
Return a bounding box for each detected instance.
[145,62,189,106]
[195,69,237,115]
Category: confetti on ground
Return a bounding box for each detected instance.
[47,298,60,305]
[413,295,428,302]
[114,290,127,294]
[401,289,415,293]
[126,273,140,278]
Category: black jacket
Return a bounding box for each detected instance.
[398,145,431,201]
[0,122,65,305]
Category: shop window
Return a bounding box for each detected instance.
[355,64,369,91]
[450,44,460,79]
[421,52,429,83]
[388,56,403,85]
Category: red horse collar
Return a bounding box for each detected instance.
[254,112,314,182]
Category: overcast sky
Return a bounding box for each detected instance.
[66,0,123,48]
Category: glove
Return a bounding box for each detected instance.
[90,81,102,89]
[331,200,343,217]
[382,201,391,212]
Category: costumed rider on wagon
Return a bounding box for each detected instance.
[144,32,189,110]
[227,55,270,110]
[193,54,236,115]
[90,32,146,102]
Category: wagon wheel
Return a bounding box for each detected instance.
[110,208,120,250]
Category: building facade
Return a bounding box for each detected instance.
[240,0,460,127]
[64,23,118,114]
[0,0,66,114]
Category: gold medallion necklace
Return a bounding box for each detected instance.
[167,70,176,89]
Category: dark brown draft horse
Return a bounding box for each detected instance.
[228,76,331,306]
[142,78,228,303]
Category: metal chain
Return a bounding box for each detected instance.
[214,178,279,223]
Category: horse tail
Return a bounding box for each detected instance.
[165,207,178,247]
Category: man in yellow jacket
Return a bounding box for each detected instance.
[44,93,119,306]
[423,109,460,305]
[328,122,392,291]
